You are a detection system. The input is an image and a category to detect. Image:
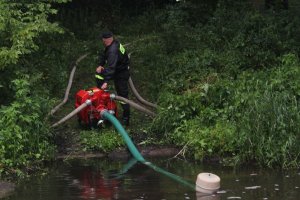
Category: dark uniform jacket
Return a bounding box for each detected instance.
[99,40,130,82]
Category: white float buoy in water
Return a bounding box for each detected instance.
[196,173,220,194]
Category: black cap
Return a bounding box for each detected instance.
[102,31,113,39]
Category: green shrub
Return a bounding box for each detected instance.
[146,0,300,168]
[0,75,55,176]
[171,119,236,160]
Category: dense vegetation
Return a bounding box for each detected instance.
[0,0,299,177]
[146,1,300,168]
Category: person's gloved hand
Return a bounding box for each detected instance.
[96,66,104,73]
[101,82,108,90]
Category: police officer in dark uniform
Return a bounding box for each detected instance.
[95,31,130,126]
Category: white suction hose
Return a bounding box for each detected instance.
[51,100,91,128]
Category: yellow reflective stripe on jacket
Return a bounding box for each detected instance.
[95,74,104,80]
[119,43,125,54]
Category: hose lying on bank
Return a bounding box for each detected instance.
[101,111,195,191]
[50,53,89,116]
[128,77,158,109]
[51,100,91,128]
[127,52,157,109]
[111,94,156,117]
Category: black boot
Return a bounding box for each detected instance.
[121,104,130,126]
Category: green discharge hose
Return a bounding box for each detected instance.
[101,111,196,191]
[144,161,195,190]
[112,158,138,179]
[102,111,145,162]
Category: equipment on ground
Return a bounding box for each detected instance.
[75,87,117,127]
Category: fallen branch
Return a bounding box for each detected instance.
[169,143,189,160]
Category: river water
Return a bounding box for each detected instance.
[3,158,300,200]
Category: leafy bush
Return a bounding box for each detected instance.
[171,119,236,160]
[0,1,64,68]
[0,75,55,177]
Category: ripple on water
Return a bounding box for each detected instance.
[250,173,258,176]
[244,186,261,190]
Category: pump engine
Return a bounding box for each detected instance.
[75,87,117,127]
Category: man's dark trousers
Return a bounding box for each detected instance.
[114,70,130,124]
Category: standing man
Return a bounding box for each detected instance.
[95,31,130,126]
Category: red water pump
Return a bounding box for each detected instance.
[75,87,117,127]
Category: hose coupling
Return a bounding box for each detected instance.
[110,93,116,99]
[85,99,92,105]
[100,109,108,117]
[108,110,115,115]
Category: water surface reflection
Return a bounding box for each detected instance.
[4,158,300,200]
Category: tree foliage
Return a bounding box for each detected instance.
[0,0,70,177]
[0,1,68,68]
[0,74,55,176]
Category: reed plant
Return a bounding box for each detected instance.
[234,90,300,168]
